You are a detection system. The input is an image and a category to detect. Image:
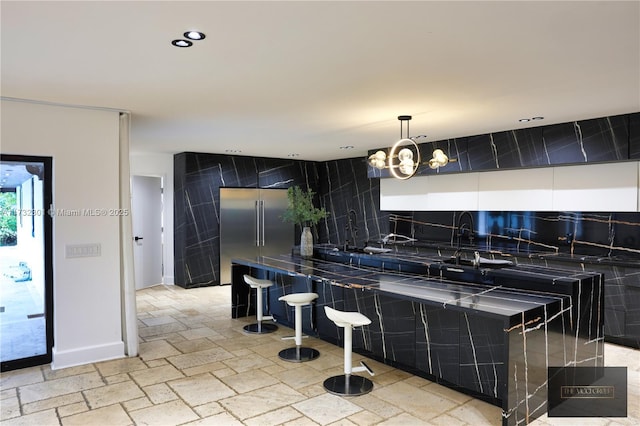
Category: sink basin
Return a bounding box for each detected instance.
[442,257,514,269]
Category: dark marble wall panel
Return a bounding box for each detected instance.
[317,158,389,249]
[630,112,640,159]
[174,152,321,288]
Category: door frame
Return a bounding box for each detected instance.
[131,174,164,288]
[0,154,54,372]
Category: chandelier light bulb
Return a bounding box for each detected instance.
[398,148,414,162]
[368,150,387,169]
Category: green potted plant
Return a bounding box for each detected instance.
[282,185,328,258]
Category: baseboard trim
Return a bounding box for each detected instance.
[52,341,125,370]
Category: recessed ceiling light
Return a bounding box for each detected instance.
[171,39,192,48]
[184,31,206,41]
[519,118,530,122]
[224,149,242,153]
[340,146,354,150]
[531,116,544,121]
[287,153,300,157]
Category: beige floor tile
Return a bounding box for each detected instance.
[350,393,404,419]
[129,364,184,387]
[140,315,179,327]
[83,381,144,409]
[347,408,385,425]
[142,383,178,404]
[94,356,147,377]
[192,401,225,417]
[421,381,474,405]
[138,321,188,338]
[57,401,89,418]
[138,339,181,361]
[178,326,222,341]
[219,383,306,420]
[62,404,133,426]
[428,412,471,425]
[327,419,357,426]
[128,399,199,425]
[446,397,503,425]
[371,380,458,421]
[42,364,96,381]
[122,396,152,412]
[144,359,169,368]
[171,337,219,354]
[244,406,303,426]
[186,411,244,425]
[275,365,327,389]
[220,369,280,393]
[283,416,320,426]
[0,393,20,420]
[19,372,104,404]
[0,408,59,426]
[222,351,276,373]
[167,346,235,370]
[168,373,236,406]
[293,393,363,425]
[374,411,433,425]
[21,392,84,415]
[0,366,43,390]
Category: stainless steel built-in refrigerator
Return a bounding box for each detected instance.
[219,188,293,284]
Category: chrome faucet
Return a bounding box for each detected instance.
[454,211,475,265]
[344,209,358,250]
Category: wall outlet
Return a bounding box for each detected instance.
[66,243,101,258]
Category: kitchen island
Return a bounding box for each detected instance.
[230,249,604,426]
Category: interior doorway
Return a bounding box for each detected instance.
[0,154,53,372]
[131,175,163,289]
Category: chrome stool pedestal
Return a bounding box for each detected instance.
[243,274,277,334]
[323,306,374,396]
[278,292,320,362]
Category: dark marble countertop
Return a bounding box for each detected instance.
[232,253,567,322]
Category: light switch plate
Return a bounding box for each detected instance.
[65,243,101,258]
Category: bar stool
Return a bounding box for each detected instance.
[243,274,278,334]
[278,292,320,362]
[323,306,375,396]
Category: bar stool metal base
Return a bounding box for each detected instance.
[243,322,278,334]
[278,346,320,362]
[323,374,373,396]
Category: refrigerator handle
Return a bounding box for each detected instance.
[261,200,265,246]
[255,200,260,246]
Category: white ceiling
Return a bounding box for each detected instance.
[2,1,639,161]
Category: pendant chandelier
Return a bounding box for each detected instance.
[368,116,457,180]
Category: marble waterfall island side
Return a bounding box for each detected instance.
[230,252,604,426]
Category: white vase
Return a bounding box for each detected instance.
[300,226,314,258]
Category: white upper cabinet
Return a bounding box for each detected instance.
[478,168,554,211]
[380,161,640,212]
[552,162,638,211]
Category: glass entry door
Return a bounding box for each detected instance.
[0,154,53,372]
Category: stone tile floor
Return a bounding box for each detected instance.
[1,284,638,425]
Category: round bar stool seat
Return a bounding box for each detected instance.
[278,292,320,362]
[243,274,278,334]
[323,306,374,396]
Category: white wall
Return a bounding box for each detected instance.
[129,152,174,284]
[381,162,640,212]
[1,99,124,368]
